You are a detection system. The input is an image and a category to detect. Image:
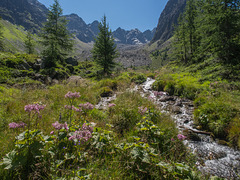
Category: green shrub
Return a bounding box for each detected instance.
[131,73,147,84]
[97,79,118,90]
[98,87,113,97]
[194,100,237,138]
[164,81,175,96]
[152,79,166,91]
[228,117,240,149]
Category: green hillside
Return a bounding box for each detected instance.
[0,19,42,53]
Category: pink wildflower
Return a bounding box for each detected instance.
[9,122,26,129]
[24,103,46,114]
[82,123,93,133]
[68,124,93,142]
[64,122,69,131]
[50,131,54,135]
[64,105,71,109]
[177,134,187,140]
[65,91,80,99]
[153,91,164,97]
[52,121,69,131]
[79,102,94,110]
[73,106,82,112]
[69,136,75,141]
[148,96,154,100]
[138,106,148,115]
[108,103,116,108]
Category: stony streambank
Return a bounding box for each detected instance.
[139,78,240,179]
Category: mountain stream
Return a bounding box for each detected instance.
[96,78,240,178]
[139,78,240,179]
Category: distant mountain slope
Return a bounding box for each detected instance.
[151,0,186,44]
[66,14,155,45]
[0,0,48,32]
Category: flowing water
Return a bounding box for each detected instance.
[95,78,240,178]
[139,78,240,179]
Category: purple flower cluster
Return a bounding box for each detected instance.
[52,121,69,131]
[69,123,93,142]
[64,105,74,110]
[65,105,82,112]
[9,122,27,129]
[138,106,148,115]
[65,91,80,99]
[153,91,164,97]
[177,134,187,140]
[108,103,116,108]
[79,102,94,110]
[82,123,93,133]
[24,103,46,114]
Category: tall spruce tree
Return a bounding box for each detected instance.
[92,15,118,76]
[24,31,35,54]
[40,0,73,68]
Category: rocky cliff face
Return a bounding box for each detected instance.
[64,14,95,43]
[0,0,48,32]
[151,0,186,44]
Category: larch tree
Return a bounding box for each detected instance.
[24,31,35,54]
[40,0,73,68]
[92,15,118,76]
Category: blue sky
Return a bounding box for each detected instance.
[37,0,168,32]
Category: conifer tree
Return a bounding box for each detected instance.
[173,0,198,63]
[201,0,240,64]
[92,15,118,76]
[173,14,188,63]
[40,0,73,68]
[24,31,35,54]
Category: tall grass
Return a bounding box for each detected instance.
[0,75,203,179]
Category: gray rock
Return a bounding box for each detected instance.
[67,76,82,85]
[45,76,52,85]
[171,106,182,114]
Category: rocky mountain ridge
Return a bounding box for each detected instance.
[0,0,155,45]
[65,13,155,45]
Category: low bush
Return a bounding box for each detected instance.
[130,73,147,84]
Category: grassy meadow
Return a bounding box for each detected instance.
[0,70,206,179]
